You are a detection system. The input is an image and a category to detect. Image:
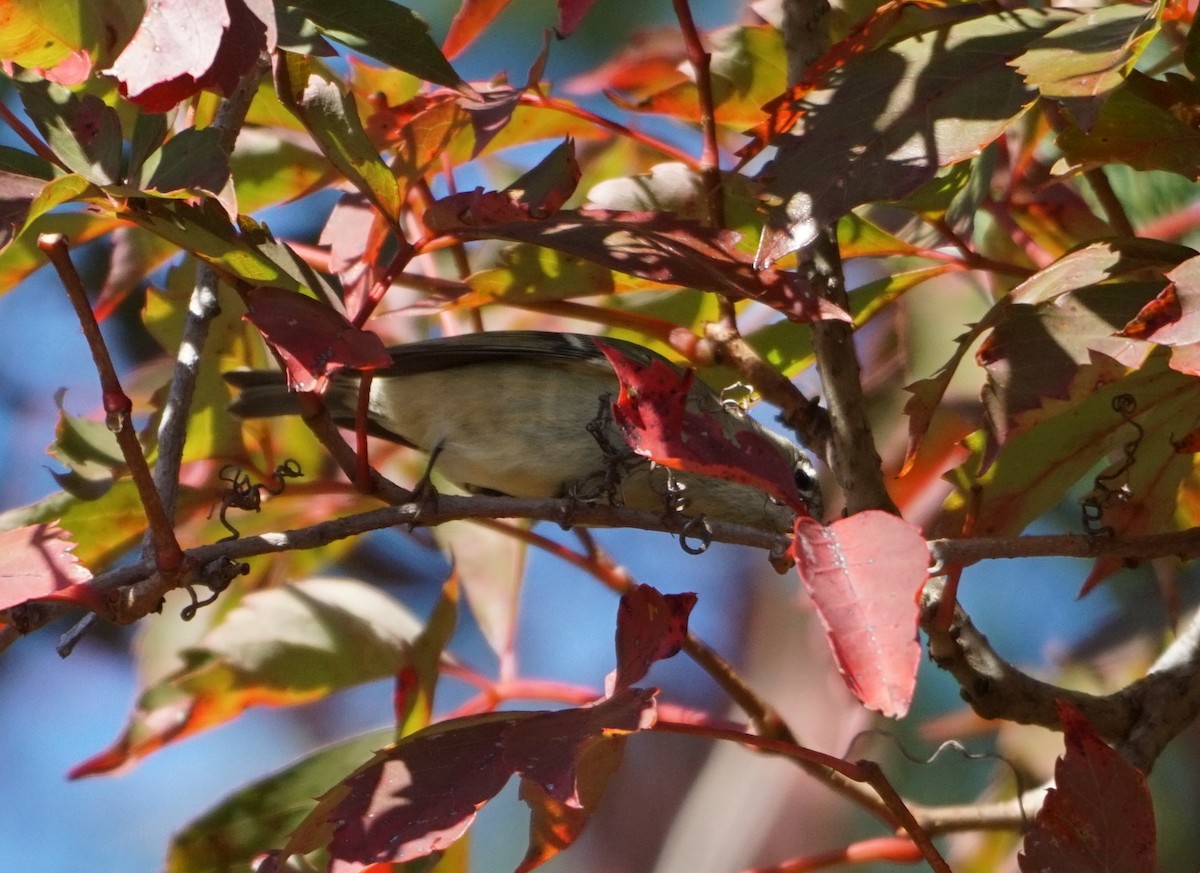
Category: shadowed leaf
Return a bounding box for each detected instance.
[1019,702,1156,872]
[753,6,1073,263]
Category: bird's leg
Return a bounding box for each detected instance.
[407,440,444,526]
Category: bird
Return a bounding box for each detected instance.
[225,331,821,532]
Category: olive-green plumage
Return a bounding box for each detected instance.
[226,331,821,531]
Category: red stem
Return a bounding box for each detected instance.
[38,234,184,574]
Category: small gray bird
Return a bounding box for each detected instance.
[225,331,821,531]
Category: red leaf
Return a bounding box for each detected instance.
[514,731,628,872]
[611,584,697,692]
[424,205,849,323]
[280,689,656,868]
[564,29,688,97]
[242,287,391,391]
[598,342,809,512]
[790,513,926,717]
[1018,702,1157,873]
[0,522,102,615]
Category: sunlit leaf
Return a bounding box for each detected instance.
[276,52,401,225]
[433,520,525,660]
[1014,2,1161,129]
[946,353,1200,537]
[1056,72,1200,177]
[617,24,786,127]
[72,579,426,777]
[0,522,101,615]
[283,0,466,91]
[425,203,848,323]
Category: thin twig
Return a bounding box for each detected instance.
[0,100,65,168]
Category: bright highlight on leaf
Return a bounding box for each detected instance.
[0,522,99,615]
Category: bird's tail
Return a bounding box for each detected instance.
[224,370,303,419]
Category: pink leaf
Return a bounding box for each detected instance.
[106,0,228,102]
[1019,702,1157,872]
[790,513,926,717]
[0,522,102,614]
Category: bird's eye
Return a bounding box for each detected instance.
[793,463,816,494]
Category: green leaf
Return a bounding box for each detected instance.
[181,579,423,693]
[397,575,460,738]
[449,244,620,310]
[620,23,786,127]
[946,353,1200,536]
[0,210,119,286]
[137,127,231,197]
[283,0,465,91]
[75,579,427,777]
[15,77,123,186]
[117,199,314,293]
[57,480,151,568]
[0,145,56,180]
[276,52,401,224]
[1014,1,1161,129]
[127,110,170,183]
[142,261,253,463]
[47,391,124,498]
[166,728,394,873]
[1056,72,1200,178]
[20,173,94,231]
[229,129,332,215]
[0,0,95,69]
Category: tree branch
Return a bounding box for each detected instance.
[778,0,895,514]
[38,234,183,575]
[150,57,267,529]
[922,576,1200,773]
